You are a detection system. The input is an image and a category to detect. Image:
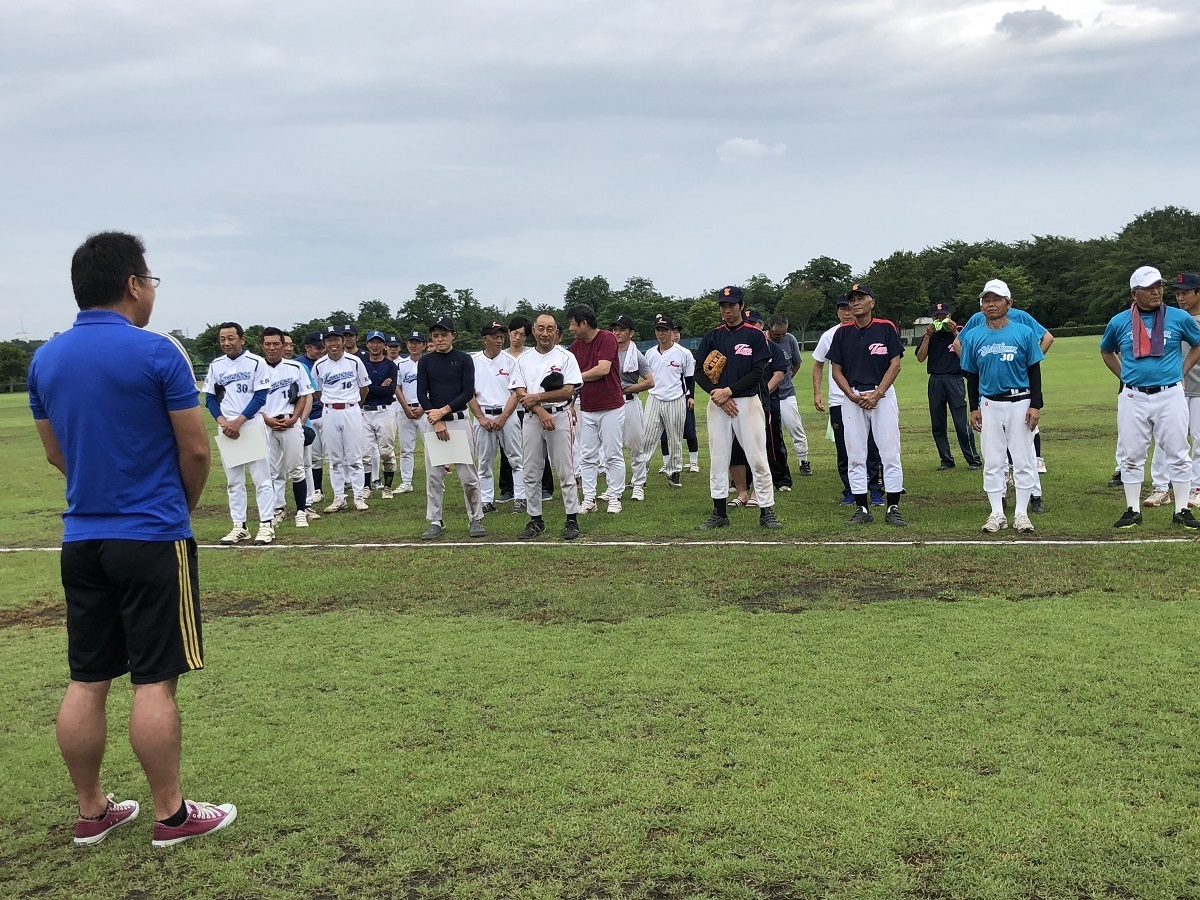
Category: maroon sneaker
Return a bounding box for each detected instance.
[73,794,140,846]
[151,800,238,848]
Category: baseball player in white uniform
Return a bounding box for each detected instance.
[470,320,523,513]
[1144,274,1200,509]
[311,325,371,512]
[394,331,426,494]
[259,327,314,538]
[958,281,1045,534]
[511,313,583,540]
[1101,266,1200,528]
[298,333,326,506]
[642,314,692,490]
[204,322,275,545]
[611,315,654,501]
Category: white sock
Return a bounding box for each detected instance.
[1015,488,1031,516]
[1172,481,1191,513]
[689,451,698,465]
[987,491,1004,517]
[1123,481,1141,510]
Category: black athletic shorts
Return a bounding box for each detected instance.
[61,539,203,685]
[730,437,747,467]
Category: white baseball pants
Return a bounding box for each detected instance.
[643,395,686,476]
[1118,384,1191,510]
[778,395,810,461]
[362,407,397,475]
[476,415,526,503]
[579,406,626,501]
[397,405,422,485]
[841,388,903,494]
[1149,395,1200,488]
[980,398,1037,497]
[622,396,648,487]
[267,424,305,513]
[522,407,580,517]
[222,455,274,525]
[322,405,365,500]
[706,395,773,508]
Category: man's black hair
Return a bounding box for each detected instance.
[218,322,245,338]
[70,231,148,310]
[567,304,598,328]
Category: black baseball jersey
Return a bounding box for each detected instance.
[925,327,962,376]
[694,322,772,397]
[827,319,904,391]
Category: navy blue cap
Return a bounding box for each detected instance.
[429,316,455,333]
[745,309,765,324]
[1174,273,1200,291]
[406,330,427,343]
[846,284,875,300]
[718,285,745,305]
[322,325,344,339]
[304,331,323,346]
[342,323,359,335]
[387,334,401,346]
[364,330,386,343]
[835,293,849,307]
[931,301,951,315]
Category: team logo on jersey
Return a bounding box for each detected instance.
[269,376,294,392]
[221,370,254,386]
[498,368,511,377]
[868,343,889,356]
[668,360,681,369]
[734,343,753,356]
[403,373,417,383]
[550,365,562,372]
[322,372,345,386]
[978,342,1020,358]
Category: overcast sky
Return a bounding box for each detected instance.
[2,0,1197,339]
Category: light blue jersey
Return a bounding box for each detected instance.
[1100,306,1200,388]
[961,308,1047,341]
[959,320,1045,396]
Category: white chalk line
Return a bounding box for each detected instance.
[1,537,1196,554]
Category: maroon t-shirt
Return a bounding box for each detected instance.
[569,329,624,412]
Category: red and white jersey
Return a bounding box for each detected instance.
[509,345,582,394]
[472,350,513,408]
[645,343,692,401]
[311,354,369,404]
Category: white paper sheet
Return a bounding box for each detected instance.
[215,416,269,467]
[423,428,475,466]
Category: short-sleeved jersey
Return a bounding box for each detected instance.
[618,343,650,390]
[396,357,420,404]
[472,351,513,408]
[811,323,847,407]
[770,332,803,399]
[261,358,314,418]
[961,308,1047,341]
[569,329,624,412]
[645,343,693,401]
[203,350,272,419]
[28,309,199,542]
[694,322,772,396]
[1100,305,1200,388]
[509,345,583,396]
[295,355,323,419]
[924,327,963,376]
[311,353,370,404]
[958,321,1046,396]
[826,319,904,391]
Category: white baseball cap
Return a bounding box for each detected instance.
[1130,266,1163,289]
[978,279,1012,301]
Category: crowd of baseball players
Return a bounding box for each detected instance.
[202,266,1200,542]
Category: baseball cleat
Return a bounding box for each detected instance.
[468,519,487,538]
[74,795,139,846]
[937,461,955,471]
[397,483,414,494]
[497,491,514,503]
[518,519,546,540]
[778,485,792,492]
[420,522,444,540]
[541,490,553,501]
[1013,513,1035,534]
[759,507,783,529]
[372,480,382,490]
[511,499,527,514]
[869,489,884,507]
[381,488,394,499]
[1029,495,1046,514]
[687,463,700,473]
[151,800,237,848]
[253,523,275,545]
[1107,471,1122,488]
[668,472,682,488]
[598,491,614,503]
[884,505,907,527]
[1173,509,1200,529]
[324,499,347,513]
[303,507,320,520]
[353,497,369,511]
[968,461,983,470]
[848,508,874,525]
[220,526,250,545]
[839,491,856,506]
[799,460,812,476]
[1189,488,1200,509]
[697,513,730,530]
[562,520,580,541]
[578,498,597,514]
[294,510,309,528]
[480,502,496,514]
[1036,457,1047,473]
[310,490,325,504]
[607,499,622,514]
[272,508,286,525]
[1114,508,1142,529]
[1142,489,1171,508]
[658,464,668,474]
[631,485,645,501]
[981,513,1007,533]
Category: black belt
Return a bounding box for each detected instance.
[362,403,392,411]
[1128,382,1180,395]
[984,391,1031,403]
[624,393,636,402]
[482,406,504,415]
[446,410,468,420]
[541,403,569,414]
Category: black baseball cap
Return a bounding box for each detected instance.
[718,285,745,305]
[835,293,849,307]
[429,316,455,333]
[653,314,674,330]
[745,309,765,325]
[481,320,506,336]
[611,314,635,330]
[304,332,323,346]
[322,325,344,340]
[342,323,359,335]
[930,301,951,315]
[846,284,875,300]
[406,330,427,342]
[387,334,401,346]
[1174,273,1200,291]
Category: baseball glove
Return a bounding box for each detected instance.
[703,350,727,383]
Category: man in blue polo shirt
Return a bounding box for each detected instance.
[29,231,237,847]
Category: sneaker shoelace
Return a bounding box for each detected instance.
[186,801,225,821]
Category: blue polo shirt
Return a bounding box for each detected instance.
[28,309,200,542]
[959,321,1045,396]
[1100,306,1200,388]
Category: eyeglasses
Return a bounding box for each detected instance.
[136,275,162,287]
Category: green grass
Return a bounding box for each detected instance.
[3,337,1200,898]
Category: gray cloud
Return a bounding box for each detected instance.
[996,7,1082,42]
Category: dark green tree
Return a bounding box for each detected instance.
[564,276,612,319]
[864,251,928,324]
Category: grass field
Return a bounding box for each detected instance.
[3,336,1199,899]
